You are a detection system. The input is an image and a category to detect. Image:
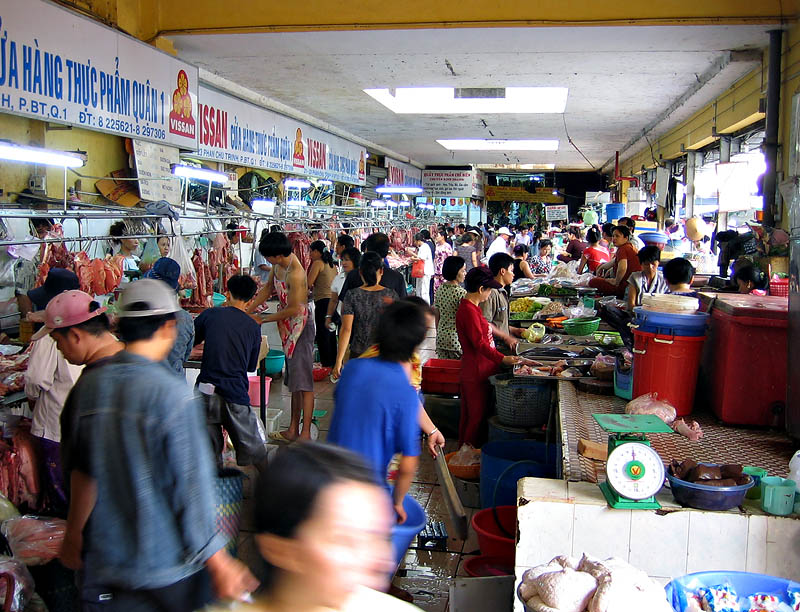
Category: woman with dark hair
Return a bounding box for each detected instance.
[307,240,338,367]
[109,221,140,283]
[577,227,611,274]
[209,442,419,611]
[434,256,467,359]
[325,247,360,334]
[333,252,398,379]
[529,240,553,275]
[734,264,768,295]
[588,225,642,296]
[412,233,434,304]
[456,232,479,274]
[601,222,615,249]
[432,231,454,298]
[512,244,535,280]
[557,226,587,263]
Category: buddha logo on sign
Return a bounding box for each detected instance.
[169,70,196,139]
[358,152,366,181]
[293,128,305,169]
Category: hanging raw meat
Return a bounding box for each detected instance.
[288,232,312,271]
[104,255,125,293]
[34,226,74,288]
[89,259,107,296]
[190,249,213,308]
[73,252,93,294]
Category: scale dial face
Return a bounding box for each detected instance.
[605,442,665,500]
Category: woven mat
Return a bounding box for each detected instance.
[558,381,797,483]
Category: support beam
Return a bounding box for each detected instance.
[763,29,783,227]
[685,152,702,220]
[718,136,731,232]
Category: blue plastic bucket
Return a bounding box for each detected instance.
[480,440,561,508]
[614,358,633,400]
[488,416,530,442]
[605,203,625,222]
[390,495,426,567]
[632,308,709,337]
[665,571,800,611]
[263,349,286,374]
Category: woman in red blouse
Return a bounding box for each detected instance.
[456,267,521,446]
[588,225,641,297]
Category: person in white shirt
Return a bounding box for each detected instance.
[24,269,84,512]
[413,233,435,304]
[484,226,514,263]
[620,217,645,251]
[516,226,531,248]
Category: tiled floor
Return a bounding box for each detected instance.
[232,322,475,611]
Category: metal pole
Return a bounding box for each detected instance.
[718,136,731,234]
[685,152,699,220]
[763,29,783,227]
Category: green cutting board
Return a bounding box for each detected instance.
[592,413,674,434]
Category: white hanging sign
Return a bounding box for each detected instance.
[545,204,568,221]
[385,158,422,187]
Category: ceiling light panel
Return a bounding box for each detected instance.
[437,139,559,151]
[363,87,568,114]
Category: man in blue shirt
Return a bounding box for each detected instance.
[58,280,257,609]
[328,300,427,524]
[146,256,194,375]
[194,274,267,471]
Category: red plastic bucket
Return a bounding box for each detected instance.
[471,505,516,561]
[632,330,705,416]
[247,376,270,407]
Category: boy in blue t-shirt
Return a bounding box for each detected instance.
[328,300,429,524]
[664,257,698,298]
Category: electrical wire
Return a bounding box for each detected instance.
[644,133,661,168]
[561,114,596,170]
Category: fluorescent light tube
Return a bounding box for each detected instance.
[370,199,386,207]
[364,87,568,114]
[0,143,85,167]
[172,164,227,183]
[376,185,424,194]
[285,178,312,189]
[318,179,334,186]
[437,139,559,151]
[251,199,276,215]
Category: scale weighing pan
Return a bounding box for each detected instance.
[592,414,674,434]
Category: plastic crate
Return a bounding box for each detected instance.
[421,359,461,395]
[770,277,789,297]
[489,374,552,428]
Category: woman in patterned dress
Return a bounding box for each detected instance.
[434,256,467,360]
[432,231,454,298]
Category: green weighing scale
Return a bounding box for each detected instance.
[592,414,672,510]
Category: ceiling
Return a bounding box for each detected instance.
[170,25,773,172]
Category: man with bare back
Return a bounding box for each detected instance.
[251,232,316,442]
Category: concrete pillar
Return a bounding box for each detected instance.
[685,152,702,220]
[718,136,731,232]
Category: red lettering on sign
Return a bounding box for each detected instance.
[388,166,404,185]
[306,138,327,170]
[199,104,228,149]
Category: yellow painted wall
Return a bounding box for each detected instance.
[0,114,128,204]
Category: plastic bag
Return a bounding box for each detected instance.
[0,556,34,612]
[590,355,616,381]
[1,516,66,565]
[625,392,677,425]
[0,494,19,522]
[139,238,162,273]
[170,229,197,290]
[448,444,481,467]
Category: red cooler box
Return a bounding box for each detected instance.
[633,330,705,417]
[704,295,787,426]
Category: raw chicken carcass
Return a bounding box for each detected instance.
[671,418,704,441]
[624,392,677,425]
[530,568,597,612]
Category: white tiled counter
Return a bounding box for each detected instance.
[514,477,800,612]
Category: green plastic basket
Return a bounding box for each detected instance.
[562,316,601,336]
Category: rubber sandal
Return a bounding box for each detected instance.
[268,431,295,444]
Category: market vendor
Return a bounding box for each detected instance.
[339,233,408,301]
[626,246,668,311]
[588,226,641,297]
[557,226,588,263]
[529,239,553,276]
[14,217,54,318]
[145,258,194,375]
[109,221,140,283]
[733,264,768,295]
[512,245,535,280]
[577,227,611,274]
[254,232,316,443]
[456,267,520,446]
[483,253,524,350]
[324,247,361,334]
[664,257,697,297]
[24,268,83,514]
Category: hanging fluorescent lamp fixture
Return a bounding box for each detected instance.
[171,164,227,183]
[0,142,85,167]
[398,201,411,208]
[370,199,386,208]
[364,87,568,114]
[318,179,334,186]
[376,185,424,194]
[286,199,305,206]
[437,139,559,151]
[284,178,312,189]
[385,200,399,208]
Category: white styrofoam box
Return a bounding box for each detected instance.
[686,511,748,574]
[264,409,283,434]
[516,500,575,569]
[746,515,768,574]
[629,509,690,578]
[572,504,631,561]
